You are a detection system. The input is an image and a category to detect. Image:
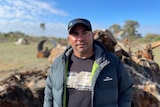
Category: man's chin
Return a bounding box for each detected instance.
[77,49,86,53]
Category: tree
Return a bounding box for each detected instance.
[109,24,123,39]
[109,24,122,34]
[122,20,141,39]
[40,23,46,36]
[40,23,45,31]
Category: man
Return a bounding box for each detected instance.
[43,18,133,107]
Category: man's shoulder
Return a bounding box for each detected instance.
[51,54,64,65]
[105,52,119,59]
[102,52,122,66]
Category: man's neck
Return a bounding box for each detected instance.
[74,50,94,59]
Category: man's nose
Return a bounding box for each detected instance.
[77,32,85,38]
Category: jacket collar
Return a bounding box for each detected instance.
[63,40,110,66]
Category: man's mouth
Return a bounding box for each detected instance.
[76,43,86,48]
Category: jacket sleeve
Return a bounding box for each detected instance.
[43,55,64,107]
[43,65,54,107]
[117,60,133,107]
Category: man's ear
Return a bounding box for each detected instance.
[67,36,70,44]
[92,32,95,38]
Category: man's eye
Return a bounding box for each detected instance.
[83,31,89,35]
[71,32,78,36]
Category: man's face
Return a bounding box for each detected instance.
[68,24,94,58]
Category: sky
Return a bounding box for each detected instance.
[0,0,160,38]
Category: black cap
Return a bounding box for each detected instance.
[68,18,92,34]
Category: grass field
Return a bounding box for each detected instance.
[0,41,160,80]
[0,42,52,80]
[0,42,51,70]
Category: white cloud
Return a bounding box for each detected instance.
[0,0,68,38]
[0,0,68,20]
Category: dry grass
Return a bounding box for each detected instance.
[0,42,52,80]
[153,46,160,65]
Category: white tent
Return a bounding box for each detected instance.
[15,38,30,45]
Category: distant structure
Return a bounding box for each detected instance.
[15,38,30,45]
